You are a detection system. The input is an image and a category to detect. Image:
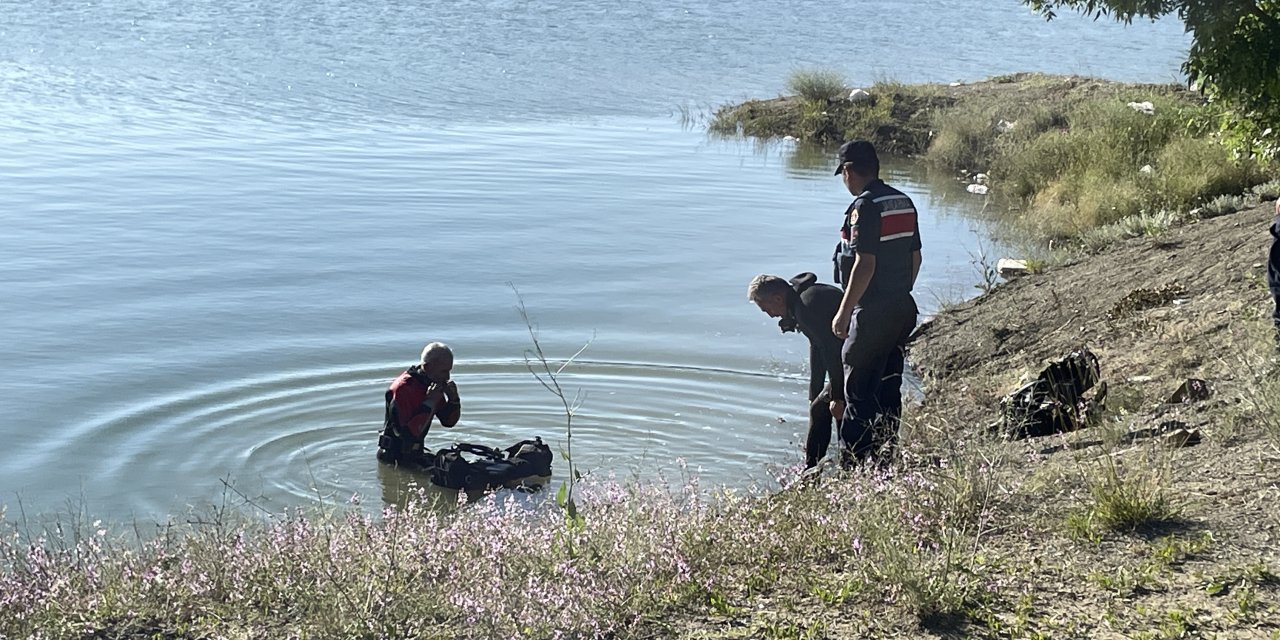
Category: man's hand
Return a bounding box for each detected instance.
[829,399,846,417]
[423,382,446,408]
[832,311,851,340]
[445,381,459,402]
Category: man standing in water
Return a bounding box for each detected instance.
[377,342,461,465]
[749,273,845,468]
[830,140,922,465]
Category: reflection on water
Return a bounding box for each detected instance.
[376,462,555,515]
[376,463,455,513]
[785,141,841,177]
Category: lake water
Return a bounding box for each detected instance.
[0,0,1189,518]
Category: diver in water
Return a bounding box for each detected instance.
[377,342,461,465]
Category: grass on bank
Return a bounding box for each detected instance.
[3,300,1279,639]
[787,68,847,104]
[6,346,1280,640]
[0,451,1005,639]
[712,72,1273,243]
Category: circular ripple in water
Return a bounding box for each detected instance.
[47,359,808,515]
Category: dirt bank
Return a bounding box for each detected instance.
[902,201,1280,637]
[912,201,1276,425]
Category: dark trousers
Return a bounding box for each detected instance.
[1272,290,1279,347]
[840,295,917,464]
[807,393,834,468]
[1269,233,1278,330]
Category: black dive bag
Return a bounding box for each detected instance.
[999,348,1106,439]
[428,437,554,491]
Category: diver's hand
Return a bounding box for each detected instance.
[423,382,446,408]
[445,380,459,401]
[829,399,846,418]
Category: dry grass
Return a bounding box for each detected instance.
[711,73,1272,245]
[5,210,1280,638]
[786,69,847,104]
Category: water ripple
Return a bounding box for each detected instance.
[27,359,804,514]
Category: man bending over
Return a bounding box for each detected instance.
[749,273,845,468]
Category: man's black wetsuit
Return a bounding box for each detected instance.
[781,273,846,468]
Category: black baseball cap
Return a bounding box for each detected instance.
[833,140,878,175]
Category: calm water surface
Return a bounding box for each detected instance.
[0,0,1188,517]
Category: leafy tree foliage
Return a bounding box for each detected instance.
[1026,0,1280,157]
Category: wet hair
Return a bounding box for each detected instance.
[420,342,453,364]
[747,274,790,302]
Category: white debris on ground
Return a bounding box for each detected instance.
[1127,101,1156,115]
[848,88,872,103]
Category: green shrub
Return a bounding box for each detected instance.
[787,68,847,103]
[928,104,999,173]
[1251,178,1280,200]
[1073,453,1179,534]
[1200,193,1250,218]
[715,73,1274,244]
[1152,138,1263,213]
[975,93,1266,241]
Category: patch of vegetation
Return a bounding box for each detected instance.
[786,68,846,103]
[1234,328,1280,448]
[1069,450,1180,535]
[937,88,1264,240]
[710,76,950,156]
[1025,0,1280,160]
[1251,178,1280,200]
[711,73,1273,244]
[0,440,1012,640]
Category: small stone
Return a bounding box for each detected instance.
[1167,378,1212,404]
[1139,164,1154,175]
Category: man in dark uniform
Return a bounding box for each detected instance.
[1270,201,1280,343]
[749,272,845,468]
[829,140,922,464]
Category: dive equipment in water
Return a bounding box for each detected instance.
[425,437,554,492]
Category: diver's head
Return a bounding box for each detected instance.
[420,342,455,383]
